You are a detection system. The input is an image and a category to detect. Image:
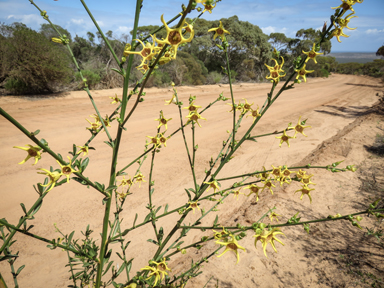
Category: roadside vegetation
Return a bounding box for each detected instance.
[0,21,383,95]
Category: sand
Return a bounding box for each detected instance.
[0,74,383,287]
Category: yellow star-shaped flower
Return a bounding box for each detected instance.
[208,21,230,40]
[295,64,314,83]
[13,144,42,165]
[216,234,246,264]
[275,130,294,147]
[303,43,324,64]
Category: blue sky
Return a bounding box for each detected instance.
[1,0,383,52]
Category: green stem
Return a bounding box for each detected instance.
[0,219,90,258]
[79,0,121,67]
[225,51,236,151]
[216,164,347,182]
[9,259,19,288]
[94,0,142,286]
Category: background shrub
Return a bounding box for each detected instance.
[0,23,72,94]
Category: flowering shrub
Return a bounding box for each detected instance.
[0,0,383,288]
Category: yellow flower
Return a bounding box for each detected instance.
[300,174,316,186]
[295,184,315,203]
[247,105,261,122]
[86,118,101,132]
[109,94,121,104]
[296,169,307,179]
[136,61,150,74]
[212,226,229,240]
[270,165,282,179]
[125,35,157,62]
[204,179,220,194]
[244,184,262,201]
[158,133,170,147]
[118,176,133,187]
[331,0,356,13]
[140,258,171,286]
[276,176,291,186]
[261,179,275,194]
[76,145,89,157]
[288,116,311,138]
[258,166,270,180]
[134,172,146,188]
[37,169,62,192]
[202,2,216,14]
[155,15,194,59]
[57,156,78,182]
[254,228,285,258]
[51,37,61,44]
[182,100,202,113]
[13,144,42,165]
[275,130,294,147]
[269,212,282,222]
[165,93,177,105]
[240,98,253,115]
[155,111,172,130]
[216,234,246,264]
[187,201,200,213]
[331,22,350,43]
[186,111,206,128]
[303,43,324,64]
[336,12,358,30]
[281,168,295,181]
[208,21,230,40]
[232,189,245,200]
[295,64,314,83]
[147,135,160,147]
[265,57,286,83]
[227,101,242,113]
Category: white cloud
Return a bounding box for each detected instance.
[70,18,84,25]
[366,28,384,34]
[261,26,288,35]
[97,20,104,27]
[7,14,44,25]
[116,26,132,34]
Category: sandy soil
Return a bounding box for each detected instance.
[0,74,383,288]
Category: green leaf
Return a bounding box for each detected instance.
[32,129,40,136]
[111,68,124,76]
[184,189,191,201]
[67,231,75,244]
[213,215,219,226]
[104,141,114,148]
[81,157,89,170]
[105,185,117,192]
[116,262,126,277]
[16,265,25,275]
[164,204,168,214]
[102,261,114,276]
[20,203,27,215]
[30,199,43,216]
[95,182,105,191]
[144,213,151,222]
[155,206,162,215]
[133,214,138,227]
[147,239,158,245]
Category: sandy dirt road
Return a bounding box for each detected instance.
[0,74,383,287]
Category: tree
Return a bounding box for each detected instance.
[0,22,72,94]
[40,23,72,42]
[377,44,384,58]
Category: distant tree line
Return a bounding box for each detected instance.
[0,19,383,95]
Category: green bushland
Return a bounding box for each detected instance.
[0,22,72,94]
[1,20,383,95]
